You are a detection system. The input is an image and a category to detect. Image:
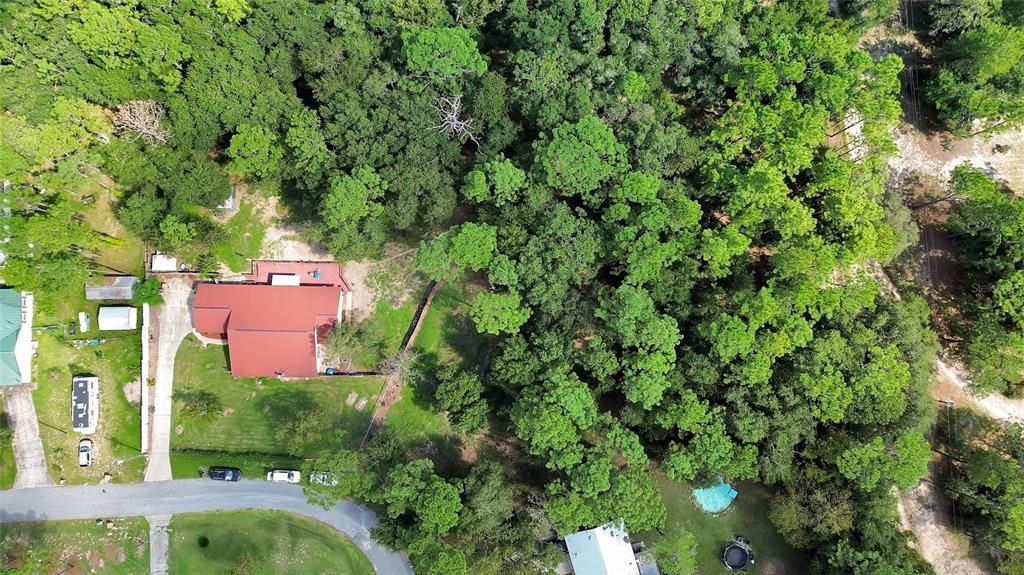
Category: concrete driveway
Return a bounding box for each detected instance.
[144,277,193,482]
[2,387,54,489]
[0,480,413,574]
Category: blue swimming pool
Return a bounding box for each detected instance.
[693,477,738,513]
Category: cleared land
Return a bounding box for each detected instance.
[168,510,373,575]
[170,335,381,474]
[213,198,266,273]
[647,475,805,575]
[0,517,149,574]
[81,183,146,277]
[32,333,145,484]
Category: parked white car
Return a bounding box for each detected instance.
[266,469,301,483]
[78,438,94,467]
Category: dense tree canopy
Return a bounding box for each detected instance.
[1,1,962,573]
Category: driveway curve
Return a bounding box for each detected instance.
[0,480,413,575]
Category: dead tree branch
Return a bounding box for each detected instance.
[431,95,479,149]
[113,100,169,144]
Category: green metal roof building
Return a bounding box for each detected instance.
[0,288,33,386]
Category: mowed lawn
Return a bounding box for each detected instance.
[213,198,265,273]
[171,335,383,455]
[380,282,483,449]
[168,511,374,575]
[645,475,807,575]
[353,297,416,369]
[33,333,145,484]
[1,517,149,574]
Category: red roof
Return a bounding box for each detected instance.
[244,261,350,289]
[192,283,341,378]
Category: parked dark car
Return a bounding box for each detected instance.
[209,467,241,481]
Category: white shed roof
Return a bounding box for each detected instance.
[98,306,138,331]
[565,520,640,575]
[150,252,177,272]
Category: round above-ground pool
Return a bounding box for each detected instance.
[692,477,737,513]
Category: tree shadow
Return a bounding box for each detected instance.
[439,307,495,374]
[409,350,441,413]
[255,388,318,431]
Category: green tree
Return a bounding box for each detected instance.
[434,363,488,433]
[928,0,994,35]
[159,214,196,249]
[302,448,374,509]
[402,27,486,80]
[417,223,497,281]
[215,0,251,22]
[227,124,283,179]
[285,109,332,188]
[534,116,628,200]
[470,291,531,335]
[378,459,463,535]
[837,437,890,491]
[655,526,698,575]
[132,277,164,306]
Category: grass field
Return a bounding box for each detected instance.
[0,400,16,489]
[82,185,145,277]
[353,298,417,368]
[213,199,265,273]
[32,333,145,484]
[1,517,149,574]
[168,511,374,575]
[171,335,382,457]
[646,475,807,575]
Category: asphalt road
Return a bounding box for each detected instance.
[0,479,413,574]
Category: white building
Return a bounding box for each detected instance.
[98,306,138,331]
[72,376,99,434]
[565,520,642,575]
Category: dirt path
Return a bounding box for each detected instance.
[934,357,1024,423]
[894,476,989,575]
[2,387,55,489]
[891,125,1024,194]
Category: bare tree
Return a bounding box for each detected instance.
[113,100,169,144]
[431,95,479,149]
[377,348,422,385]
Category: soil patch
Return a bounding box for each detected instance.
[123,379,142,406]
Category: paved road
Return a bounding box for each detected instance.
[2,387,54,488]
[0,480,413,574]
[145,277,193,482]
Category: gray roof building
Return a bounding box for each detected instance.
[72,376,99,434]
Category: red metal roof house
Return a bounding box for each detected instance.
[192,261,348,378]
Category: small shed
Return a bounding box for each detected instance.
[150,252,178,273]
[98,306,138,331]
[85,276,139,301]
